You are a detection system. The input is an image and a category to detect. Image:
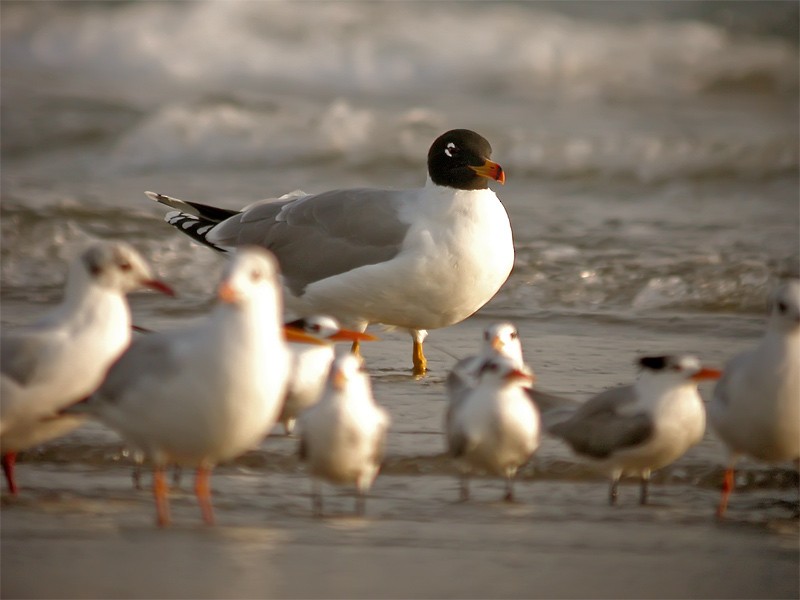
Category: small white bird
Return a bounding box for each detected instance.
[146,129,512,376]
[0,241,173,495]
[446,355,540,502]
[708,279,800,517]
[298,353,390,517]
[70,247,321,527]
[280,315,378,435]
[549,355,721,505]
[447,321,524,403]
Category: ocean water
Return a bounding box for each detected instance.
[1,1,798,514]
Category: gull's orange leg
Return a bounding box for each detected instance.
[3,452,18,495]
[716,467,735,519]
[153,466,171,528]
[412,339,427,377]
[195,466,215,526]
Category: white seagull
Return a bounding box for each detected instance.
[708,279,800,517]
[548,355,721,505]
[298,353,390,517]
[0,241,173,495]
[446,355,540,502]
[145,129,513,376]
[279,315,379,435]
[68,247,321,527]
[447,321,524,403]
[447,321,577,428]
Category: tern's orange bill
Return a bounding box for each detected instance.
[691,367,723,381]
[508,368,535,384]
[328,329,379,343]
[283,326,330,346]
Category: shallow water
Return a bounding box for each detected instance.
[1,2,798,597]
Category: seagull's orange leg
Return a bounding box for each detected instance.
[195,466,215,526]
[412,339,427,377]
[716,466,735,518]
[153,466,171,527]
[3,452,18,495]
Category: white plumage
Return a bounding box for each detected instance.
[709,279,800,517]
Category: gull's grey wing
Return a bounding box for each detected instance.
[711,349,752,408]
[549,385,654,459]
[91,332,183,404]
[207,188,412,296]
[0,330,56,386]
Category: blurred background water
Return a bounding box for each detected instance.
[1,1,798,491]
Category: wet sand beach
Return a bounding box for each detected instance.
[2,316,798,599]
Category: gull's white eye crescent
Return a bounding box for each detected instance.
[444,142,457,158]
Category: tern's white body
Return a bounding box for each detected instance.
[549,355,718,504]
[281,343,336,434]
[299,354,389,515]
[446,356,539,500]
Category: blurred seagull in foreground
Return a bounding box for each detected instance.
[548,355,721,506]
[298,353,390,517]
[280,315,378,435]
[66,247,322,527]
[0,241,173,495]
[709,279,800,518]
[446,355,540,502]
[146,129,512,376]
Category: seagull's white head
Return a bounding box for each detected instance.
[81,241,173,296]
[482,322,524,366]
[217,246,281,306]
[767,279,800,332]
[326,353,370,392]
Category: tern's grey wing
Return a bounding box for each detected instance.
[0,330,54,386]
[446,355,480,407]
[208,188,412,296]
[447,426,469,459]
[550,385,654,459]
[526,387,581,432]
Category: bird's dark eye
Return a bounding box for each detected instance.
[510,331,518,340]
[311,324,321,333]
[250,269,261,282]
[119,262,132,272]
[444,142,460,158]
[778,301,788,313]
